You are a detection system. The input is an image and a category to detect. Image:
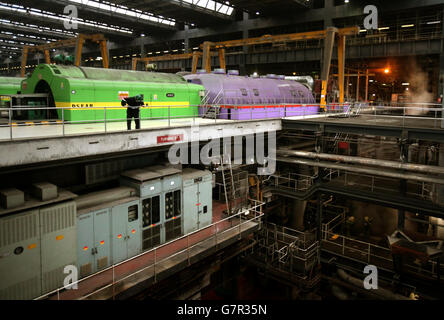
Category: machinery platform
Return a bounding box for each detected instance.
[36,201,262,300]
[0,117,281,168]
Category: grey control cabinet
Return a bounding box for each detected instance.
[0,209,41,300]
[77,208,111,278]
[153,166,183,243]
[111,199,141,264]
[39,201,77,294]
[182,169,213,234]
[120,168,163,251]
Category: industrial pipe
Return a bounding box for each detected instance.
[275,157,444,185]
[277,149,444,175]
[336,269,410,300]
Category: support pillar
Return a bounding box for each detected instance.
[184,25,190,53]
[202,41,212,73]
[99,40,109,69]
[192,52,199,74]
[20,46,29,77]
[316,193,323,243]
[44,50,50,64]
[320,27,337,109]
[365,69,369,102]
[140,39,146,58]
[356,70,360,101]
[337,35,346,105]
[240,11,249,75]
[74,35,85,67]
[218,48,226,71]
[438,7,444,101]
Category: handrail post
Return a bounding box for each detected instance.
[187,235,190,266]
[9,106,12,140]
[239,212,241,240]
[112,265,115,300]
[154,248,157,283]
[62,107,65,136]
[104,107,107,133]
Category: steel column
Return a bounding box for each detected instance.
[365,69,369,102]
[202,41,212,73]
[320,27,337,109]
[99,40,109,68]
[74,36,85,67]
[356,70,360,101]
[192,52,199,73]
[20,46,29,77]
[337,35,346,105]
[218,48,226,70]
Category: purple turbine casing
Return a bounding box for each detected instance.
[184,72,319,120]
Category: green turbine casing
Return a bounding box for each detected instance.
[20,64,203,122]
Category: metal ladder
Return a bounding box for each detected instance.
[220,155,238,215]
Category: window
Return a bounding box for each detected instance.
[174,190,181,216]
[240,88,248,96]
[253,89,260,96]
[165,190,181,220]
[128,205,138,222]
[142,196,160,227]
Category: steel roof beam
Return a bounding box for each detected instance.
[0,34,46,45]
[38,0,177,30]
[0,5,134,37]
[0,21,74,40]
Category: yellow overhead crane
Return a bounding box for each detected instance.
[132,51,203,73]
[199,26,360,108]
[20,33,109,77]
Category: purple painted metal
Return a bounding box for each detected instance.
[184,72,318,120]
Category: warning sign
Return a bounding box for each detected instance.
[119,91,129,100]
[157,134,184,144]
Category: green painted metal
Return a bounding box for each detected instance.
[20,64,204,122]
[0,77,24,108]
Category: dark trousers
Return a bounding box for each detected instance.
[127,107,140,130]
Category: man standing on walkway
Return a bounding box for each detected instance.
[121,94,144,130]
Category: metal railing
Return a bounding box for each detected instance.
[322,230,444,280]
[269,172,317,192]
[34,200,264,300]
[0,102,351,141]
[1,102,442,142]
[253,222,319,285]
[325,169,436,202]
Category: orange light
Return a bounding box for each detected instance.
[131,229,136,234]
[56,235,64,241]
[100,240,105,245]
[384,68,390,74]
[28,243,37,250]
[172,216,176,220]
[117,234,122,239]
[83,246,88,251]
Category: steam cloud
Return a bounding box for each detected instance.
[404,61,433,115]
